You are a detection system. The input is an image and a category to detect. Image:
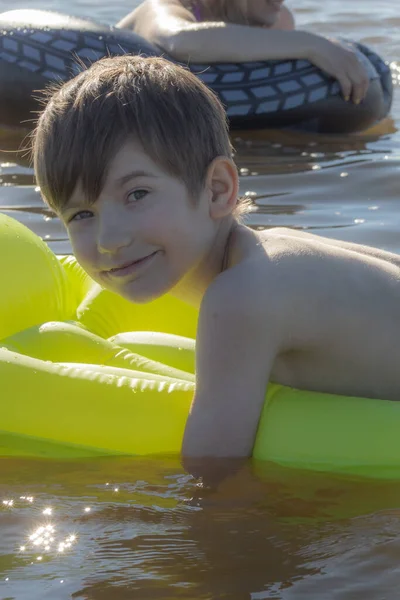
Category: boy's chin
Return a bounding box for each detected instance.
[110,279,174,305]
[114,286,166,305]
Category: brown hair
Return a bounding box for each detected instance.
[33,55,238,214]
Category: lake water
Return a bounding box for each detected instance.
[1,1,400,599]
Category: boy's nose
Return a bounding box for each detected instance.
[97,214,133,254]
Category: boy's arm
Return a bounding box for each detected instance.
[182,275,279,458]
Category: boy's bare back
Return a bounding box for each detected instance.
[214,225,400,400]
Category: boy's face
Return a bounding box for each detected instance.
[59,139,216,303]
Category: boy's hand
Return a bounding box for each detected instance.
[182,272,280,459]
[305,34,370,104]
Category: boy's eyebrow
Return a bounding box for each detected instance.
[61,170,160,214]
[114,170,159,187]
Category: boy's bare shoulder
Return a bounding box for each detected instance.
[214,226,320,294]
[205,226,316,309]
[199,227,307,346]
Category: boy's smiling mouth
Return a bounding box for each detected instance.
[102,250,160,278]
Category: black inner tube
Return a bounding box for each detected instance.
[0,9,393,133]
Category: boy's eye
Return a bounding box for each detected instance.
[69,210,94,223]
[127,189,148,202]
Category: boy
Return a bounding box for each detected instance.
[33,55,400,460]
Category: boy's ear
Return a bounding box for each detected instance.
[205,156,239,220]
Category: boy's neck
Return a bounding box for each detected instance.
[171,218,239,309]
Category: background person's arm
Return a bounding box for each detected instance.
[162,25,368,104]
[127,2,312,63]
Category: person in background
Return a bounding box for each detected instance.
[117,0,370,105]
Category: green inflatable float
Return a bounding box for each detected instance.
[1,212,400,479]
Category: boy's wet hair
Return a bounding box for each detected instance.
[33,55,249,216]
